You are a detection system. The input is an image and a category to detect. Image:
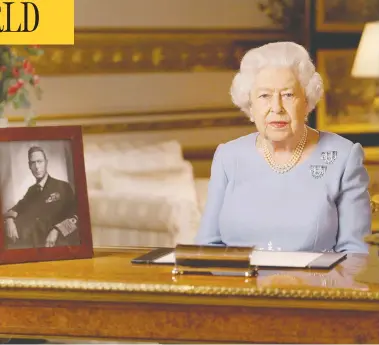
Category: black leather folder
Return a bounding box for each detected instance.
[131,246,347,269]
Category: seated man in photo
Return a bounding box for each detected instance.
[3,146,80,249]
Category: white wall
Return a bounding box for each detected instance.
[22,72,236,115]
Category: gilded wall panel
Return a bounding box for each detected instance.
[25,30,292,76]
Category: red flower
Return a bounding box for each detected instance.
[7,79,24,95]
[8,84,20,95]
[0,66,6,72]
[23,59,35,74]
[12,67,20,77]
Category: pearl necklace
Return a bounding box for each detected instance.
[262,126,308,174]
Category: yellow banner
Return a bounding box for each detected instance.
[0,0,74,45]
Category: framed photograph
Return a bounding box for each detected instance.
[364,147,379,231]
[0,126,93,265]
[316,0,379,32]
[316,49,378,133]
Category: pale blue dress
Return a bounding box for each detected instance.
[195,131,372,253]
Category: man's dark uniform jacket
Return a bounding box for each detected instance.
[5,175,80,249]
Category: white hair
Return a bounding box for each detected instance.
[230,41,324,119]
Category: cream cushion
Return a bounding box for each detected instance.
[84,140,184,190]
[86,139,202,245]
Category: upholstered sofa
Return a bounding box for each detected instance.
[83,139,209,248]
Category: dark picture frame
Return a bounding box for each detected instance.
[316,49,378,134]
[316,0,379,33]
[0,125,93,265]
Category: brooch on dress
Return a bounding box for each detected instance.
[321,151,337,164]
[310,165,327,179]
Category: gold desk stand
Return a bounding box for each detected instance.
[171,244,258,278]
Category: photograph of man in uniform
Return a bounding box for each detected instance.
[3,146,80,249]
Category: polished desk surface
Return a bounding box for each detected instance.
[0,247,376,305]
[0,247,379,343]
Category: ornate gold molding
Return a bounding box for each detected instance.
[7,107,251,133]
[9,106,237,121]
[0,276,378,301]
[6,109,250,133]
[25,30,292,76]
[81,114,250,134]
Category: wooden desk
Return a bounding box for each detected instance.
[0,247,378,344]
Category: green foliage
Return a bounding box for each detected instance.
[0,45,44,117]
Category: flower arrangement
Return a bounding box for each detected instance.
[0,45,44,124]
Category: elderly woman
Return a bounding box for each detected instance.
[195,41,371,253]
